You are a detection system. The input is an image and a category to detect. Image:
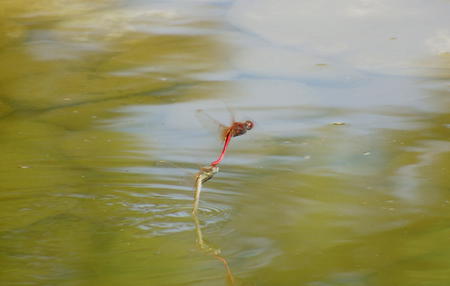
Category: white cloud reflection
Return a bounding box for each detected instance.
[228,0,450,75]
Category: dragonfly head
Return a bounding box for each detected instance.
[244,120,254,131]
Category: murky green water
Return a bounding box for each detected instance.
[1,1,449,285]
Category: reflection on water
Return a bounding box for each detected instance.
[193,211,236,286]
[1,0,450,285]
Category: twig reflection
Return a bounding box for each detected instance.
[192,165,236,285]
[193,211,235,285]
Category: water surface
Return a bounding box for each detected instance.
[1,0,449,285]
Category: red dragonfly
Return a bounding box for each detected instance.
[196,109,254,166]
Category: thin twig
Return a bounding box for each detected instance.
[192,165,219,214]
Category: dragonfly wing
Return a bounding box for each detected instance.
[195,109,228,141]
[225,104,237,123]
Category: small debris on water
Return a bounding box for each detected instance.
[19,165,30,169]
[331,121,346,125]
[363,151,371,156]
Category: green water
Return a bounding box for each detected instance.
[1,1,449,285]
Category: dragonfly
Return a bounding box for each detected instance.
[196,109,254,166]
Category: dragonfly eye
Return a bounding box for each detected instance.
[244,120,254,130]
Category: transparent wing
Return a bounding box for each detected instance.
[154,160,196,187]
[195,109,228,141]
[224,104,236,123]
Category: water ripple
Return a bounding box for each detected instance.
[110,183,233,237]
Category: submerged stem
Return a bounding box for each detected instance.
[192,165,219,214]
